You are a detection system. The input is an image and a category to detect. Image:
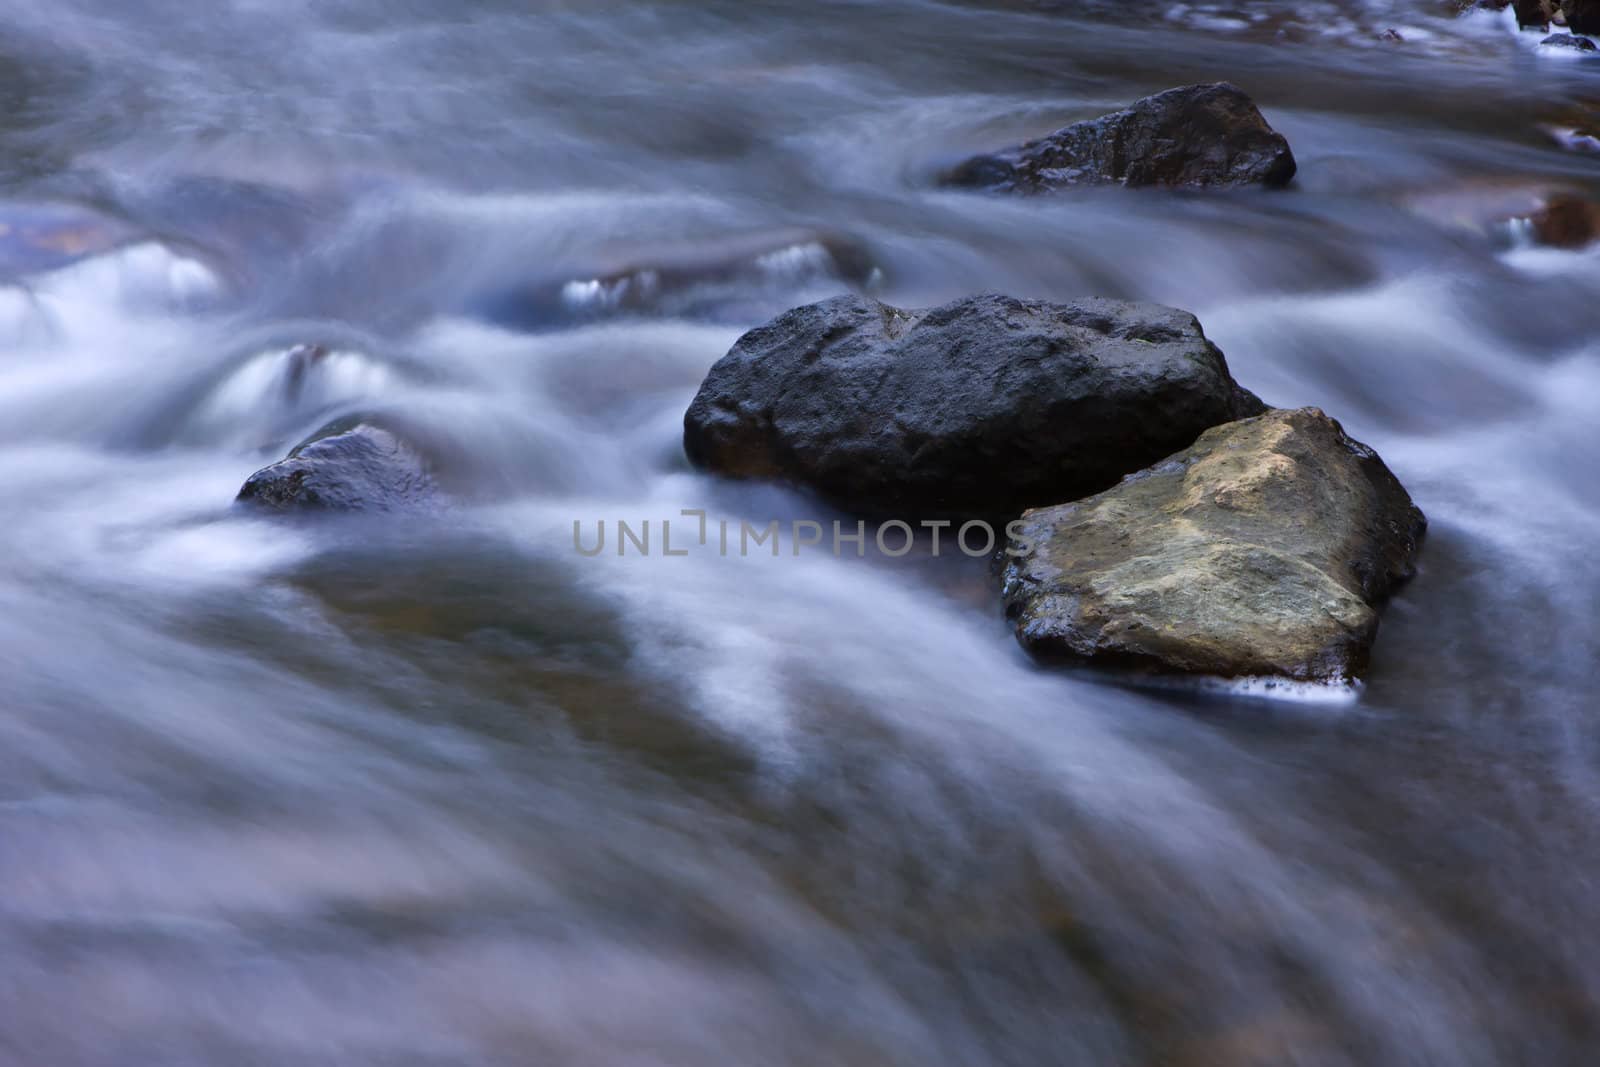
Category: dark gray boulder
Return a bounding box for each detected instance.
[683,293,1264,519]
[236,423,438,512]
[943,83,1296,193]
[1002,408,1426,683]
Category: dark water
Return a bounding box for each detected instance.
[1,2,1598,1064]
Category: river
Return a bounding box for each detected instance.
[1,1,1598,1064]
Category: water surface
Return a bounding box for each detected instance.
[1,2,1598,1064]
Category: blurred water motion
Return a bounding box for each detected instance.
[0,1,1599,1064]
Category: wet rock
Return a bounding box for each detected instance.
[1541,32,1599,49]
[1465,0,1555,27]
[683,293,1264,519]
[0,201,139,283]
[1530,193,1600,247]
[1521,0,1556,27]
[0,173,358,305]
[1002,408,1426,683]
[476,228,880,330]
[1398,181,1550,236]
[1477,0,1555,28]
[943,83,1296,193]
[1565,0,1600,33]
[236,422,438,512]
[1403,182,1600,248]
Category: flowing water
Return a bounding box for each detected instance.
[1,1,1598,1063]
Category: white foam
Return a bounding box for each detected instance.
[181,345,397,449]
[1172,673,1363,706]
[35,241,223,309]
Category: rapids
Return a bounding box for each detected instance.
[1,1,1598,1064]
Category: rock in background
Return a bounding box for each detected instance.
[1563,0,1600,33]
[683,292,1265,519]
[943,83,1297,193]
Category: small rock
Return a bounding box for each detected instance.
[1529,193,1600,247]
[1541,31,1599,48]
[684,293,1264,519]
[1003,408,1425,683]
[942,83,1296,193]
[236,422,438,512]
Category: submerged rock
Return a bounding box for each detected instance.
[1541,32,1599,50]
[1538,96,1600,153]
[1524,0,1557,27]
[14,171,352,295]
[1398,180,1551,236]
[0,201,138,283]
[683,293,1264,519]
[1530,193,1600,247]
[1003,408,1426,683]
[943,83,1296,193]
[236,422,438,512]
